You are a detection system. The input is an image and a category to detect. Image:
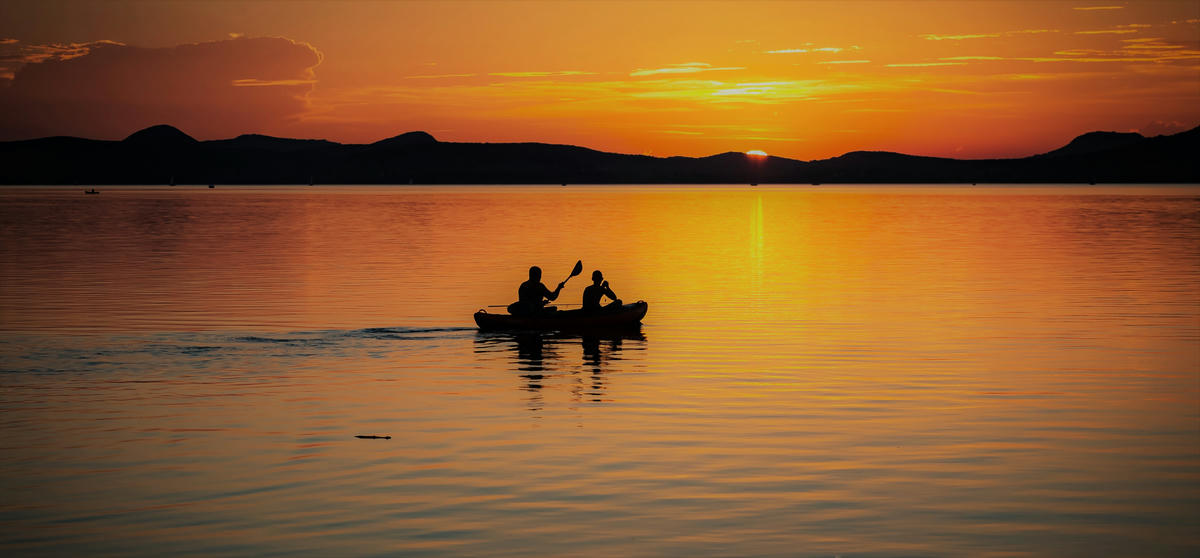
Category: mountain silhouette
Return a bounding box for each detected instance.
[122,124,198,146]
[1040,131,1145,158]
[1,125,1195,184]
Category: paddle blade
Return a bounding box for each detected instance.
[570,260,583,277]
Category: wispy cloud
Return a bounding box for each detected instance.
[1120,37,1186,51]
[232,78,317,87]
[629,63,743,77]
[818,60,871,65]
[1074,5,1124,10]
[489,70,595,77]
[0,38,127,80]
[1076,23,1151,35]
[921,33,1002,41]
[886,62,968,67]
[929,38,1200,64]
[713,83,781,96]
[405,73,478,79]
[0,39,125,65]
[921,29,1057,41]
[766,46,853,54]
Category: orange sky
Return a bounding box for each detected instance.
[0,1,1197,159]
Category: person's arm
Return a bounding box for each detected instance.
[544,282,564,302]
[602,281,617,302]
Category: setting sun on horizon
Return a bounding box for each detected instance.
[0,1,1197,160]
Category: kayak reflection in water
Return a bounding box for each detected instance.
[508,265,564,316]
[582,270,622,313]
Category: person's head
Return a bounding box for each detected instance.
[592,270,603,284]
[529,266,542,281]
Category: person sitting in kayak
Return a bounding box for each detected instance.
[582,270,622,313]
[509,265,565,315]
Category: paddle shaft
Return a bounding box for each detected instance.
[486,303,581,308]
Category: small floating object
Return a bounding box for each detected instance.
[208,183,215,188]
[355,435,391,440]
[84,188,99,195]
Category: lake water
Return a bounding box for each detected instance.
[1,185,1198,557]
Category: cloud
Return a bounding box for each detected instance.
[1075,24,1151,35]
[931,37,1200,64]
[0,39,126,65]
[1139,120,1191,136]
[404,73,479,79]
[766,46,853,54]
[0,37,322,140]
[489,70,595,77]
[886,62,968,67]
[629,63,744,77]
[920,29,1057,41]
[818,60,871,65]
[921,33,1002,41]
[0,39,127,78]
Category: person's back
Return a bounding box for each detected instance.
[582,270,620,312]
[518,279,548,306]
[510,265,563,315]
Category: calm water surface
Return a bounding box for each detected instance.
[1,185,1198,556]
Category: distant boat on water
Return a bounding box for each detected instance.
[84,188,99,194]
[208,183,215,188]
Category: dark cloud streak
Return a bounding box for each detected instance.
[0,37,322,140]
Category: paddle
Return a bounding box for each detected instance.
[560,260,583,288]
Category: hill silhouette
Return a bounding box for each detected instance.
[122,124,198,146]
[0,125,1196,184]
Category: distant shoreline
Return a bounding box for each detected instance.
[2,124,1196,185]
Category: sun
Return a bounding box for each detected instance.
[745,150,768,157]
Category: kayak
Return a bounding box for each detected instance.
[474,301,648,332]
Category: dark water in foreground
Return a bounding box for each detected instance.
[1,185,1198,556]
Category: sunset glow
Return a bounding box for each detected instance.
[0,1,1197,159]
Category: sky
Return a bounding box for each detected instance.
[0,0,1197,160]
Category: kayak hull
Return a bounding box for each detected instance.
[474,301,648,332]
